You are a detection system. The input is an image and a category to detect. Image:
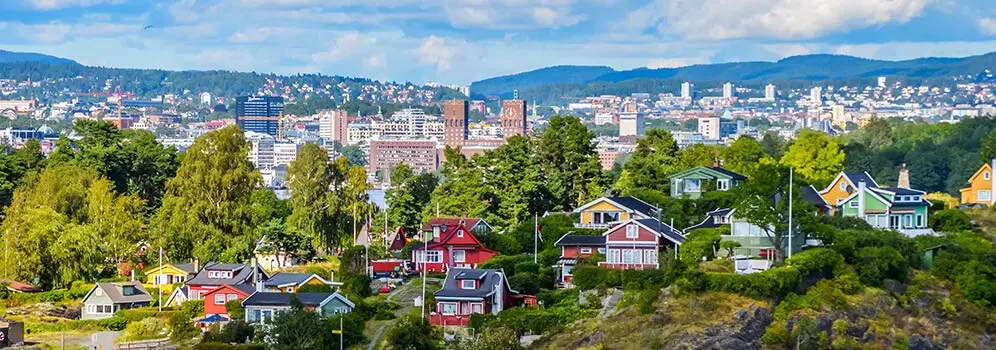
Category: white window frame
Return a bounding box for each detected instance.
[453,250,466,263]
[457,229,464,237]
[440,302,457,315]
[95,288,103,296]
[849,201,858,208]
[986,172,991,180]
[626,224,639,239]
[227,294,238,302]
[418,250,443,263]
[980,190,992,202]
[839,182,847,191]
[460,280,475,289]
[903,215,912,228]
[580,247,592,254]
[607,249,621,263]
[621,249,642,264]
[215,294,226,305]
[717,179,729,191]
[471,303,483,314]
[644,250,657,265]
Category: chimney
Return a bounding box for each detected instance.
[193,258,200,273]
[858,181,866,218]
[897,163,910,189]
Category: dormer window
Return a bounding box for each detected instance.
[460,279,475,289]
[207,270,233,279]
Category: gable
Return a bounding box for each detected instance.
[574,198,626,213]
[145,264,188,276]
[968,163,993,183]
[603,222,657,242]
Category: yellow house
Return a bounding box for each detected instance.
[573,196,659,228]
[819,172,880,208]
[262,272,340,293]
[960,162,994,205]
[144,263,197,293]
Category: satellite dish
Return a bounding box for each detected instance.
[845,185,854,192]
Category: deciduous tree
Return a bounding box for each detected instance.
[780,131,845,187]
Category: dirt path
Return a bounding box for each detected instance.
[599,289,623,318]
[367,280,429,350]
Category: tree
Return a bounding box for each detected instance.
[862,117,893,149]
[760,131,785,160]
[386,163,423,234]
[266,298,337,349]
[720,240,742,257]
[121,130,179,211]
[153,125,262,262]
[731,163,814,263]
[537,116,605,210]
[386,313,439,350]
[425,146,492,220]
[287,144,371,250]
[615,129,680,196]
[779,131,845,187]
[477,135,549,231]
[722,136,771,177]
[981,130,996,163]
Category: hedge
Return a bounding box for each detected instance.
[706,267,801,299]
[194,342,265,350]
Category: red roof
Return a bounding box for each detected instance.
[1,279,41,293]
[415,222,497,254]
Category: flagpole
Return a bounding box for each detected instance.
[158,246,163,312]
[534,213,538,264]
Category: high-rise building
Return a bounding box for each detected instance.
[619,112,645,137]
[681,82,694,99]
[200,92,212,105]
[443,100,468,147]
[273,142,300,167]
[698,115,739,140]
[810,87,822,106]
[236,96,283,138]
[877,76,887,88]
[501,100,527,138]
[245,131,276,170]
[318,109,348,143]
[765,84,776,100]
[368,140,438,178]
[722,82,734,99]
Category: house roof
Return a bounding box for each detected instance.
[554,234,606,246]
[967,163,992,183]
[0,279,40,293]
[242,292,354,308]
[668,166,747,181]
[204,284,256,296]
[820,171,879,194]
[414,223,497,254]
[176,263,198,274]
[877,187,926,196]
[573,196,659,217]
[801,185,830,208]
[186,262,267,286]
[87,282,153,304]
[420,217,484,232]
[435,268,517,300]
[633,218,687,244]
[166,286,189,306]
[683,208,734,233]
[263,273,329,288]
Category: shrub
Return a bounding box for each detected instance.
[772,293,817,320]
[194,343,265,350]
[354,299,402,321]
[339,274,373,300]
[297,284,335,293]
[169,312,199,342]
[97,316,127,331]
[720,241,741,257]
[929,209,972,232]
[514,261,539,275]
[637,289,658,315]
[304,266,331,279]
[807,279,846,310]
[936,298,957,319]
[930,245,972,281]
[508,273,540,295]
[125,317,168,341]
[223,320,255,344]
[181,299,205,318]
[706,267,801,299]
[855,246,908,286]
[386,314,439,350]
[487,234,523,255]
[761,322,790,346]
[226,299,245,321]
[786,248,845,276]
[478,255,526,275]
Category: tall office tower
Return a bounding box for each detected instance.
[722,82,734,99]
[810,87,822,105]
[443,100,468,147]
[236,96,284,138]
[681,82,693,99]
[318,109,348,143]
[765,84,776,100]
[501,99,527,138]
[877,76,887,88]
[618,112,645,137]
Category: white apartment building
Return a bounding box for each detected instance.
[723,83,734,99]
[246,131,276,171]
[273,142,300,167]
[619,112,645,137]
[698,117,721,140]
[681,82,694,99]
[765,84,776,100]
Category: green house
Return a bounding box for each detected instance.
[669,166,747,199]
[838,183,932,236]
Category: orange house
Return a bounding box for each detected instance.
[960,162,995,206]
[819,172,879,211]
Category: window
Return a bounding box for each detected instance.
[980,190,992,202]
[903,215,912,228]
[215,294,226,305]
[580,248,592,254]
[986,172,991,180]
[453,250,466,263]
[621,250,642,264]
[418,250,443,263]
[472,303,483,314]
[913,196,921,202]
[626,224,639,239]
[849,201,858,208]
[440,302,457,315]
[461,302,472,315]
[593,212,620,224]
[90,304,113,314]
[227,294,238,302]
[597,248,606,254]
[607,249,621,263]
[889,215,900,228]
[717,179,729,191]
[839,182,847,191]
[460,280,475,289]
[684,179,701,193]
[95,288,103,296]
[457,229,464,237]
[285,287,294,292]
[644,250,657,265]
[916,215,923,227]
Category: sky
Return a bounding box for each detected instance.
[1,0,996,86]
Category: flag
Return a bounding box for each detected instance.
[535,214,543,243]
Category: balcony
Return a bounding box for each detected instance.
[574,223,610,229]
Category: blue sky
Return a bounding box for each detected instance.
[1,0,996,85]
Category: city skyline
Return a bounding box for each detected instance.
[1,0,996,86]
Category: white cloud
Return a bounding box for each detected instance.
[981,18,996,36]
[15,22,72,44]
[415,35,457,71]
[365,54,387,69]
[531,7,585,29]
[75,23,141,37]
[311,32,378,63]
[169,0,200,23]
[621,0,932,40]
[26,0,124,10]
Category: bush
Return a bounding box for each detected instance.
[304,266,331,279]
[386,313,439,350]
[706,266,801,299]
[786,248,845,276]
[720,241,741,257]
[297,284,335,293]
[486,234,523,255]
[637,289,658,315]
[807,279,846,310]
[508,273,540,295]
[514,261,539,275]
[855,246,908,286]
[339,274,372,300]
[194,343,265,350]
[761,322,790,346]
[169,312,199,342]
[354,299,402,321]
[930,209,972,232]
[936,298,957,319]
[181,299,205,318]
[125,317,168,341]
[226,299,245,321]
[478,255,526,275]
[97,316,127,331]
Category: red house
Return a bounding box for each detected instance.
[387,227,410,251]
[555,218,685,287]
[553,235,606,285]
[202,284,256,318]
[183,263,269,300]
[412,223,497,273]
[429,268,535,326]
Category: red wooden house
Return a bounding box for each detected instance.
[411,223,497,273]
[553,235,605,285]
[183,263,269,301]
[387,226,410,251]
[429,268,535,326]
[555,218,685,287]
[202,284,256,318]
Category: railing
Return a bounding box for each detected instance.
[117,338,174,350]
[574,223,610,229]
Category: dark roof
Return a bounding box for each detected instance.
[609,197,658,216]
[892,200,931,207]
[263,273,314,287]
[707,208,733,216]
[707,166,748,180]
[435,269,514,299]
[845,172,878,188]
[420,217,484,232]
[186,262,261,286]
[555,235,606,246]
[91,282,152,304]
[231,284,257,295]
[634,218,686,243]
[242,292,340,307]
[800,185,829,208]
[879,187,926,196]
[175,263,198,274]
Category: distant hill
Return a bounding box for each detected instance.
[473,52,996,96]
[470,65,614,97]
[0,50,77,65]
